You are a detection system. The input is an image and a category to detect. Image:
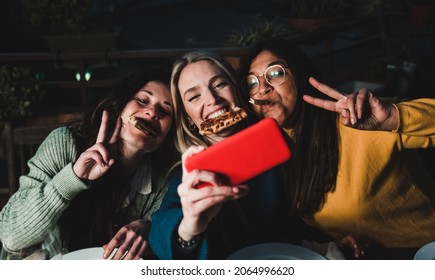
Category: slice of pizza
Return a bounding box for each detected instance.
[127,116,158,138]
[199,107,248,136]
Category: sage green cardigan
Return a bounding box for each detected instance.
[0,127,166,252]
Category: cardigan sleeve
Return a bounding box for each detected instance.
[0,127,89,251]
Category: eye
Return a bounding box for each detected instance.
[187,94,200,102]
[212,81,228,90]
[246,76,258,89]
[267,66,285,80]
[135,97,149,105]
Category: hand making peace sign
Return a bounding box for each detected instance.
[73,110,122,181]
[303,77,399,131]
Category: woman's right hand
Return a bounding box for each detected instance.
[176,146,249,241]
[304,77,399,131]
[73,110,122,181]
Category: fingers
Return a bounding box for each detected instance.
[91,142,112,166]
[181,146,206,180]
[341,89,370,126]
[103,229,147,260]
[120,238,148,260]
[337,235,366,259]
[303,94,340,113]
[182,169,222,190]
[187,188,248,214]
[96,110,110,144]
[182,146,206,166]
[73,146,115,180]
[109,117,122,145]
[304,78,348,114]
[306,78,375,127]
[308,77,345,101]
[83,143,112,167]
[103,220,150,260]
[179,179,249,218]
[180,181,249,207]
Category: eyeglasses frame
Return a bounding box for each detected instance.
[243,64,289,96]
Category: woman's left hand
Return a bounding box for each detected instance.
[304,77,399,131]
[337,235,366,259]
[102,219,150,260]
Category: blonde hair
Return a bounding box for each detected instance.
[171,50,242,153]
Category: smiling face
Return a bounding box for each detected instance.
[248,50,298,127]
[177,60,240,142]
[120,81,173,153]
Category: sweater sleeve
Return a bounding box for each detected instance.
[149,166,208,260]
[396,98,435,148]
[0,127,89,251]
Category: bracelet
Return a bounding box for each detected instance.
[175,234,200,249]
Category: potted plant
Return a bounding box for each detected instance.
[347,0,384,19]
[286,0,350,32]
[225,17,298,48]
[0,65,44,122]
[0,65,44,160]
[22,0,119,52]
[224,16,299,72]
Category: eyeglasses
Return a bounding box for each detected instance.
[242,64,288,96]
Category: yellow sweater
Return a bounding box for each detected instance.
[303,98,435,248]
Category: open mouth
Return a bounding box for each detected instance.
[249,98,272,106]
[127,116,158,138]
[206,108,227,120]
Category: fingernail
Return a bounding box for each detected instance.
[351,117,356,125]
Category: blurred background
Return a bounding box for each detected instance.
[0,0,434,203]
[1,0,434,114]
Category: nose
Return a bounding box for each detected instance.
[204,89,221,106]
[144,105,158,120]
[256,75,272,96]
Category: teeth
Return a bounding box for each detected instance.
[249,98,271,106]
[207,109,226,119]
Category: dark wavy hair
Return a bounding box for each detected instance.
[240,39,339,217]
[58,69,178,251]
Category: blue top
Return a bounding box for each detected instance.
[149,164,290,259]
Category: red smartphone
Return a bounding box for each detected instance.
[185,118,291,188]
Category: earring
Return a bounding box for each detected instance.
[187,119,196,131]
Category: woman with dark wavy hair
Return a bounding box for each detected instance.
[0,69,178,259]
[240,38,435,253]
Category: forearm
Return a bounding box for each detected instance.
[395,98,435,136]
[0,163,88,251]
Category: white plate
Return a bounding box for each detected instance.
[51,247,114,260]
[226,243,326,260]
[414,242,435,260]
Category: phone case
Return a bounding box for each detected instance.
[185,118,291,187]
